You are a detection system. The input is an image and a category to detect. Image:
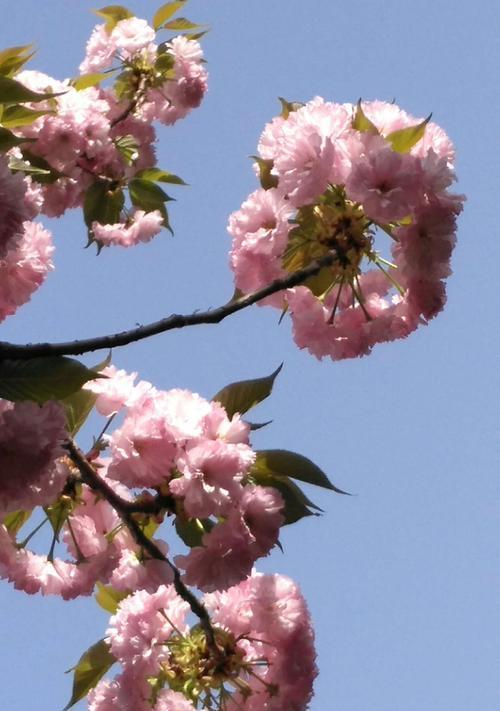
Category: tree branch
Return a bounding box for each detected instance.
[63,439,221,656]
[0,252,336,359]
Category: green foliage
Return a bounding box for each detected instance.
[94,5,134,32]
[63,639,116,711]
[249,467,321,525]
[84,181,125,228]
[251,156,279,190]
[136,167,187,185]
[95,583,129,614]
[0,74,64,104]
[0,126,33,152]
[163,17,201,31]
[0,45,35,78]
[0,357,103,404]
[153,1,188,30]
[352,100,379,134]
[1,104,52,128]
[175,517,213,547]
[129,177,173,231]
[115,134,139,166]
[386,114,431,153]
[62,353,111,435]
[212,364,282,419]
[253,449,346,492]
[70,72,111,91]
[2,509,31,535]
[278,96,305,119]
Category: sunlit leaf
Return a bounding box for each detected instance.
[95,583,129,614]
[385,114,431,153]
[352,100,379,134]
[62,353,112,435]
[70,72,111,91]
[0,45,35,77]
[253,449,348,493]
[0,357,103,404]
[278,96,304,119]
[63,639,116,711]
[163,17,201,31]
[136,168,187,185]
[153,1,187,30]
[0,74,64,103]
[2,509,31,535]
[212,364,282,419]
[251,156,278,190]
[94,5,134,32]
[115,134,139,166]
[1,104,52,127]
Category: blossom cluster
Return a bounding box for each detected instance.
[89,573,316,711]
[229,98,464,360]
[0,11,207,321]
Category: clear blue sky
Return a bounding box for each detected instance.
[1,2,499,710]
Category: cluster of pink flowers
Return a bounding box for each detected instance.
[0,155,54,322]
[0,11,208,319]
[88,573,316,711]
[229,98,464,359]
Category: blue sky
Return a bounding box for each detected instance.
[1,1,499,710]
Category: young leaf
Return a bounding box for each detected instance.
[62,353,111,435]
[0,356,103,404]
[0,45,35,77]
[252,156,278,190]
[129,177,172,228]
[163,17,201,31]
[70,72,111,91]
[1,104,52,128]
[0,126,32,151]
[175,517,213,548]
[153,1,187,30]
[136,167,187,185]
[385,114,431,153]
[94,5,134,32]
[95,583,129,614]
[63,639,116,711]
[212,364,282,419]
[253,449,349,493]
[44,498,72,540]
[2,509,31,535]
[0,74,64,103]
[278,96,304,119]
[352,100,379,135]
[84,181,124,227]
[250,468,321,525]
[115,134,139,166]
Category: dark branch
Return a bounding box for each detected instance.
[0,252,336,359]
[64,440,220,655]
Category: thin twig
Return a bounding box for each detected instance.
[63,439,221,656]
[0,252,337,359]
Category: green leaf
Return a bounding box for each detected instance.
[1,104,52,128]
[136,168,187,185]
[62,353,112,436]
[251,156,278,190]
[63,639,116,711]
[163,17,201,31]
[212,364,282,419]
[352,100,379,134]
[84,181,124,228]
[15,150,62,183]
[115,134,139,166]
[94,5,134,32]
[0,126,32,151]
[184,30,209,41]
[175,517,213,548]
[70,72,111,91]
[278,96,304,119]
[0,45,35,78]
[129,177,172,229]
[0,356,103,404]
[95,583,129,614]
[249,468,320,525]
[253,449,348,493]
[153,1,187,30]
[247,420,273,431]
[2,509,31,535]
[44,498,73,541]
[0,74,64,104]
[385,114,432,154]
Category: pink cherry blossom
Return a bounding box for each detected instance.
[92,210,164,248]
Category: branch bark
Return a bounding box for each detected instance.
[0,252,336,359]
